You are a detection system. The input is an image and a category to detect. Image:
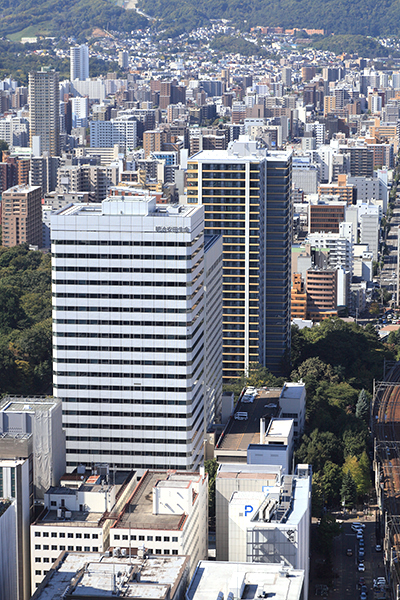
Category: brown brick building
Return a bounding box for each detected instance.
[306,268,337,321]
[1,185,42,247]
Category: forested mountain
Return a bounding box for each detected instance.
[138,0,400,38]
[0,0,147,41]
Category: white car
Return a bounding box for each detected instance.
[241,395,254,403]
[351,523,365,531]
[358,563,365,572]
[234,412,248,420]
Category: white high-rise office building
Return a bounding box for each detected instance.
[51,192,221,471]
[71,97,89,129]
[70,44,89,81]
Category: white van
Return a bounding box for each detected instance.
[234,412,248,420]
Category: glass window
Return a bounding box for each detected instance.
[10,467,15,498]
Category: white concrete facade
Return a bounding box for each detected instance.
[30,473,138,592]
[70,45,89,82]
[0,397,66,499]
[90,119,137,152]
[109,470,208,578]
[226,465,312,600]
[51,195,207,471]
[186,561,305,600]
[0,500,17,600]
[215,464,282,561]
[278,382,306,440]
[0,458,31,600]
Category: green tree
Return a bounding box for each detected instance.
[204,458,218,520]
[224,362,284,399]
[296,430,343,473]
[311,471,324,517]
[355,389,370,421]
[0,285,26,332]
[318,514,342,556]
[321,461,343,507]
[343,429,368,459]
[341,469,357,508]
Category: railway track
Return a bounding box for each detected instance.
[374,364,400,594]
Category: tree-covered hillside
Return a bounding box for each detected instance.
[0,0,147,41]
[0,245,52,396]
[139,0,400,38]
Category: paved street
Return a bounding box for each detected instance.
[310,513,386,600]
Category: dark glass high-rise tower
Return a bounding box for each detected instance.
[188,138,292,381]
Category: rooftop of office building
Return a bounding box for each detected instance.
[216,388,281,452]
[112,470,201,531]
[31,552,189,600]
[216,463,281,481]
[186,561,304,600]
[0,396,59,414]
[37,508,104,527]
[189,136,292,162]
[2,184,41,194]
[54,197,200,219]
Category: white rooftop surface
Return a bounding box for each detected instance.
[56,197,199,219]
[191,148,291,162]
[266,419,293,439]
[230,491,265,506]
[218,464,282,476]
[284,475,310,526]
[186,561,304,600]
[72,563,169,598]
[33,553,102,600]
[1,400,57,413]
[280,383,305,398]
[33,553,189,600]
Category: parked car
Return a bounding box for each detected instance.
[376,544,382,552]
[352,522,365,528]
[234,412,248,420]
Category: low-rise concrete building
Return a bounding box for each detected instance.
[30,472,137,592]
[109,469,208,578]
[31,552,190,600]
[186,561,305,600]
